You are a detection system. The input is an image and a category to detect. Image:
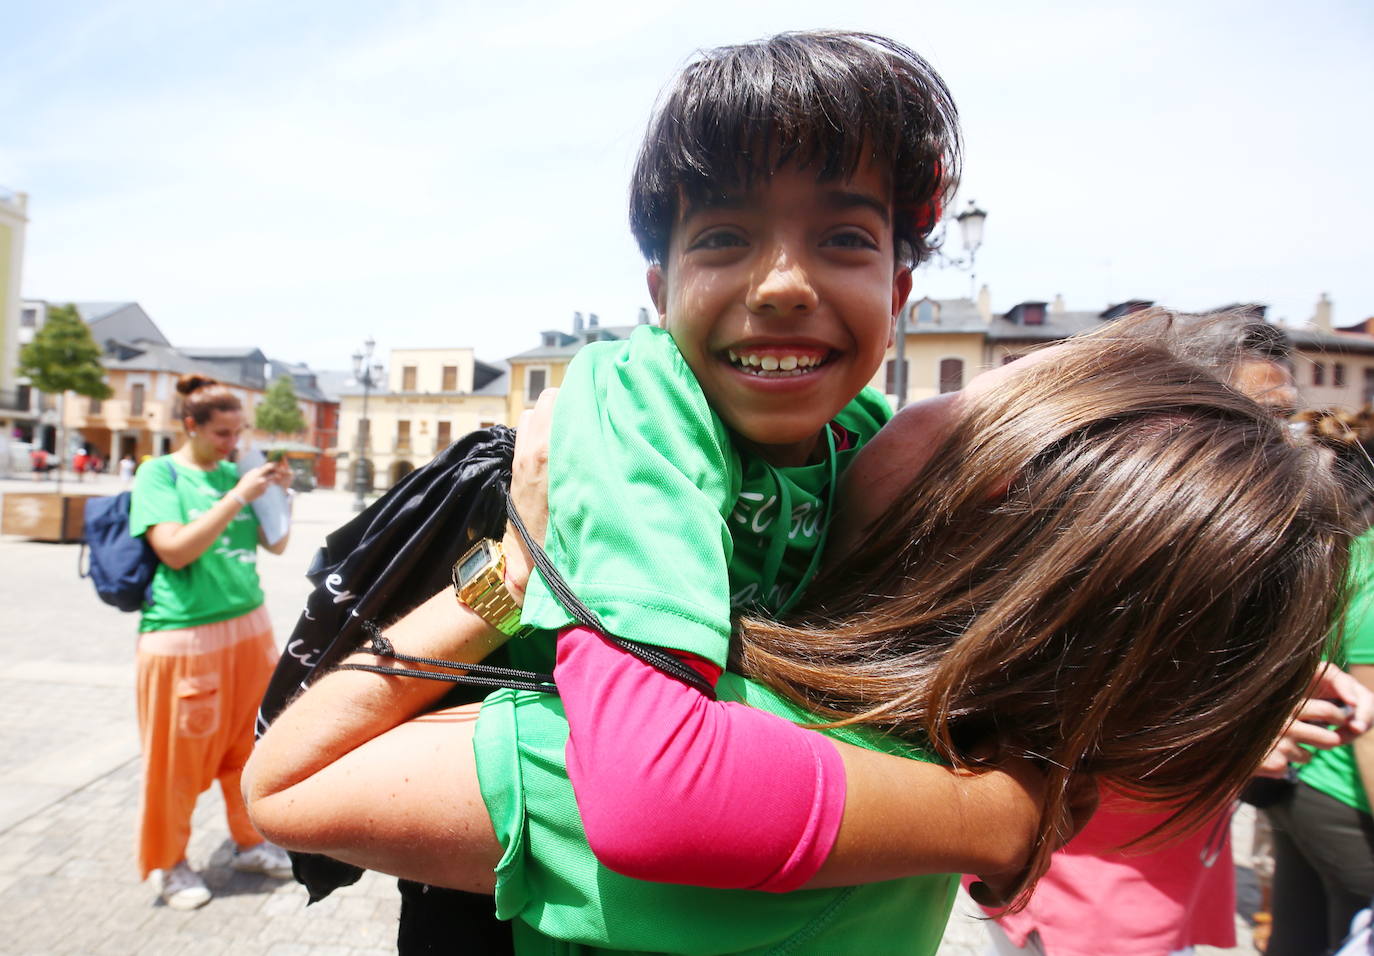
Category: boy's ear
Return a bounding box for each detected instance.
[892,266,914,318]
[646,265,668,325]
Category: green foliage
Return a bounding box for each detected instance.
[17,303,112,399]
[256,375,308,436]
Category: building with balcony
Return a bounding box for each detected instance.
[15,301,338,469]
[337,347,507,490]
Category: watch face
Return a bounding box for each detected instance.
[458,540,494,584]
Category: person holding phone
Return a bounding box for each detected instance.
[129,374,295,910]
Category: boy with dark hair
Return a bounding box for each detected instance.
[468,30,1033,953]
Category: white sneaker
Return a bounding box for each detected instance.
[156,860,211,910]
[231,841,294,879]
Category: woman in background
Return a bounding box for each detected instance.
[130,374,294,910]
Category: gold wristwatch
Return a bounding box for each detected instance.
[453,538,529,637]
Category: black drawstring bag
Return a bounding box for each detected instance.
[256,425,520,902]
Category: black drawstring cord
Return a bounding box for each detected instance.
[336,621,558,695]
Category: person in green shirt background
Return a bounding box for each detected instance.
[129,373,296,911]
[1267,410,1374,955]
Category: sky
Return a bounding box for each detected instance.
[4,0,1372,374]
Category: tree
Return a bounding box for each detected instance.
[17,303,112,491]
[256,375,308,438]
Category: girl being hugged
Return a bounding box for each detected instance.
[130,373,295,910]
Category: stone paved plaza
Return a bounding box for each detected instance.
[0,473,1258,954]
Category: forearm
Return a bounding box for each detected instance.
[558,626,1038,892]
[152,495,244,568]
[803,744,1040,889]
[245,588,507,805]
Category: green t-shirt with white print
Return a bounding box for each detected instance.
[129,455,264,632]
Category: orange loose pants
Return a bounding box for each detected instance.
[135,606,278,878]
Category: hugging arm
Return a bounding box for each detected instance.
[243,589,510,892]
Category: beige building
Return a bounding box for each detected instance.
[504,310,653,425]
[1288,294,1374,410]
[878,290,1374,414]
[18,302,337,468]
[338,346,508,490]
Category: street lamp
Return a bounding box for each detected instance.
[351,337,384,513]
[893,199,989,409]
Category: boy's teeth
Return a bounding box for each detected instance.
[727,351,824,374]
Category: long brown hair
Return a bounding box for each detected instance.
[739,313,1352,902]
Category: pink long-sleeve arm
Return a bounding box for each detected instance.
[556,625,846,892]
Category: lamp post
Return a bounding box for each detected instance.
[893,199,989,409]
[952,200,987,299]
[351,337,384,513]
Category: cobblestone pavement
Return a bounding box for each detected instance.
[0,474,1261,955]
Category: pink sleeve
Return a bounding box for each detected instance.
[556,625,846,892]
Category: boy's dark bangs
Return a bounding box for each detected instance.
[630,31,961,265]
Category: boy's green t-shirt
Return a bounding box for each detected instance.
[129,455,264,632]
[1299,528,1374,814]
[517,324,891,672]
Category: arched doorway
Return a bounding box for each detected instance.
[389,460,415,486]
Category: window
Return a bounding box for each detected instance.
[441,365,458,391]
[401,366,417,391]
[436,420,452,450]
[1334,363,1347,388]
[1364,368,1374,406]
[130,384,145,416]
[1002,352,1024,365]
[89,396,103,415]
[938,358,964,394]
[396,420,411,450]
[526,367,548,402]
[15,384,30,410]
[20,307,37,328]
[884,358,909,396]
[1312,362,1326,387]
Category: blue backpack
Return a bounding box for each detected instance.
[78,460,176,612]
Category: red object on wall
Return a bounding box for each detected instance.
[314,401,339,488]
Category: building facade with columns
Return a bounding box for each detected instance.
[337,346,508,491]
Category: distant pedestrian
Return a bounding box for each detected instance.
[119,455,135,484]
[129,374,295,910]
[73,449,89,481]
[30,448,50,479]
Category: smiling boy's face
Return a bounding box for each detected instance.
[648,163,912,468]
